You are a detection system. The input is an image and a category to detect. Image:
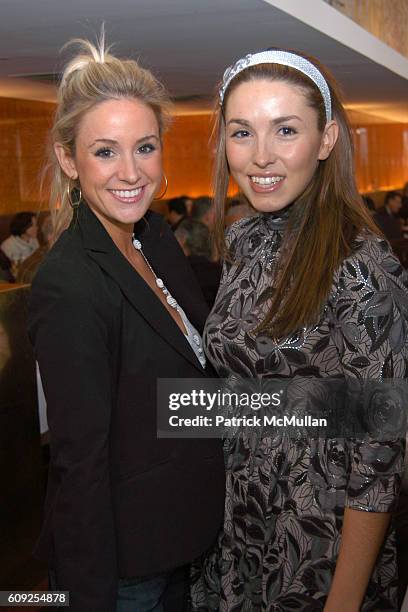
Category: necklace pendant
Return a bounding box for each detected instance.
[132,235,177,308]
[166,295,177,308]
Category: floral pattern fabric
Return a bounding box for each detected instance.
[191,213,408,611]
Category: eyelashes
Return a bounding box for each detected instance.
[93,143,158,158]
[231,129,251,139]
[95,147,114,158]
[138,143,157,154]
[278,126,297,136]
[229,126,298,140]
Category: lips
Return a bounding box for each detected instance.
[250,175,284,185]
[110,188,142,198]
[109,186,145,203]
[249,175,285,193]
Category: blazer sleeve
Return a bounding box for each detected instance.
[29,259,118,611]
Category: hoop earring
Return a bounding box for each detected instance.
[154,174,168,200]
[67,177,82,209]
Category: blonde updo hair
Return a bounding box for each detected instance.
[49,32,172,237]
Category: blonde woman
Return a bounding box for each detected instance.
[29,37,224,612]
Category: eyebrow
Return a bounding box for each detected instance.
[88,134,159,148]
[227,115,302,127]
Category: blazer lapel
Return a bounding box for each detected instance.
[76,204,206,374]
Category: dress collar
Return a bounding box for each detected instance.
[260,208,291,233]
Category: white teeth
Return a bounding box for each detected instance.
[250,176,284,185]
[111,188,142,198]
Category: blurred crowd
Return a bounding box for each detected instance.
[0,196,256,306]
[362,183,408,266]
[166,194,255,306]
[2,185,408,300]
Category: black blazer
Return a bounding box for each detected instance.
[28,203,225,612]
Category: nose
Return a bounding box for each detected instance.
[253,136,277,168]
[117,154,140,184]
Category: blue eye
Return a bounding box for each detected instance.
[95,148,114,158]
[279,126,296,136]
[231,129,250,139]
[138,143,157,154]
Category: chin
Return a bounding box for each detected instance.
[249,200,291,214]
[117,205,151,225]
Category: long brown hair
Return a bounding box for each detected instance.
[213,50,380,339]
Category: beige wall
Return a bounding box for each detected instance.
[323,0,408,58]
[0,98,54,215]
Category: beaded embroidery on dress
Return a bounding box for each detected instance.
[191,212,408,611]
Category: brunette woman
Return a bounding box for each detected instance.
[192,49,407,611]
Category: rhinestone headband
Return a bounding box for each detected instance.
[219,50,332,122]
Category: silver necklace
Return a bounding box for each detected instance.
[132,234,206,366]
[132,235,179,309]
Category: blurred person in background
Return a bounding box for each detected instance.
[374,190,403,241]
[191,196,215,229]
[175,219,221,307]
[167,195,190,230]
[361,194,375,214]
[181,194,194,217]
[400,181,408,222]
[0,212,39,266]
[225,196,255,226]
[17,213,53,284]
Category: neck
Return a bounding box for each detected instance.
[91,208,135,256]
[110,225,135,257]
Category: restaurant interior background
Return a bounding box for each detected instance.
[0,0,407,608]
[0,0,407,218]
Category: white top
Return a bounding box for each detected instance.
[1,235,39,263]
[178,306,206,369]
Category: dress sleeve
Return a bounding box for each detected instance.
[331,238,408,512]
[28,261,118,611]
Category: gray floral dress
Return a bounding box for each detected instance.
[191,212,408,611]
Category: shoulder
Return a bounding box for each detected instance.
[31,228,112,312]
[0,235,16,255]
[1,235,13,248]
[330,232,408,360]
[35,228,86,281]
[335,231,407,296]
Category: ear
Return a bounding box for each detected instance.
[54,143,78,180]
[318,120,339,161]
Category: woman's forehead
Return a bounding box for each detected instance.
[225,79,314,121]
